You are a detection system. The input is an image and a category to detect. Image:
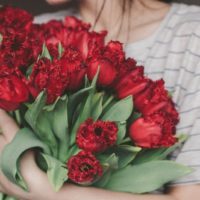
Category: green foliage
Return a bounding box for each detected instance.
[25,92,58,157]
[101,96,133,122]
[41,154,68,192]
[105,161,192,193]
[39,43,52,61]
[0,34,3,43]
[58,42,64,59]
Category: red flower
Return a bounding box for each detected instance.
[28,58,70,104]
[87,41,124,87]
[64,16,91,31]
[0,69,29,111]
[61,47,86,91]
[0,29,41,69]
[114,66,150,99]
[0,6,33,33]
[64,16,106,59]
[134,80,179,122]
[76,118,118,153]
[41,20,66,46]
[129,112,177,148]
[67,151,103,184]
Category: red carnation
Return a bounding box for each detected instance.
[76,118,118,153]
[134,80,179,122]
[67,151,103,184]
[0,71,29,111]
[129,112,177,148]
[28,58,70,104]
[0,6,33,33]
[114,66,150,99]
[61,47,86,91]
[0,29,41,69]
[87,41,125,87]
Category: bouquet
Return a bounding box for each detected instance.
[0,6,192,196]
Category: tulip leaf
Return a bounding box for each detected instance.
[0,34,3,43]
[116,122,127,144]
[91,92,103,121]
[25,91,58,157]
[40,43,52,61]
[25,91,46,129]
[101,96,133,122]
[41,154,68,192]
[0,128,50,190]
[105,160,192,193]
[68,86,93,124]
[93,170,112,188]
[42,95,69,162]
[58,42,64,59]
[100,145,141,169]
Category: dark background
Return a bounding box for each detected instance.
[0,0,200,15]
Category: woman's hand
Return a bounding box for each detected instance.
[0,109,29,199]
[0,109,67,200]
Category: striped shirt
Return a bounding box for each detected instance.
[35,2,200,186]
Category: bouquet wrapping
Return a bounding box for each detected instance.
[0,6,192,196]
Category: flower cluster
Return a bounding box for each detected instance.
[67,151,103,184]
[0,6,181,187]
[76,118,118,153]
[67,118,118,184]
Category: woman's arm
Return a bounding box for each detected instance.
[0,109,199,200]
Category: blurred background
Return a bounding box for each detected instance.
[0,0,200,15]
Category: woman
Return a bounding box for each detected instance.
[0,0,200,199]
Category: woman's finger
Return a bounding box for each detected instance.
[0,109,19,143]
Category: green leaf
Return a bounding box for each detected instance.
[36,112,58,157]
[48,95,69,162]
[102,94,115,111]
[115,145,141,168]
[25,91,47,129]
[0,34,3,43]
[93,170,112,188]
[0,193,4,200]
[39,43,52,61]
[101,96,133,122]
[25,91,58,157]
[105,161,192,193]
[26,64,34,79]
[116,122,127,144]
[66,145,81,161]
[68,86,93,124]
[133,134,188,164]
[58,42,64,59]
[102,145,141,169]
[91,92,103,120]
[0,128,50,190]
[41,154,68,192]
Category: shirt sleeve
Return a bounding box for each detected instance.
[170,40,200,185]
